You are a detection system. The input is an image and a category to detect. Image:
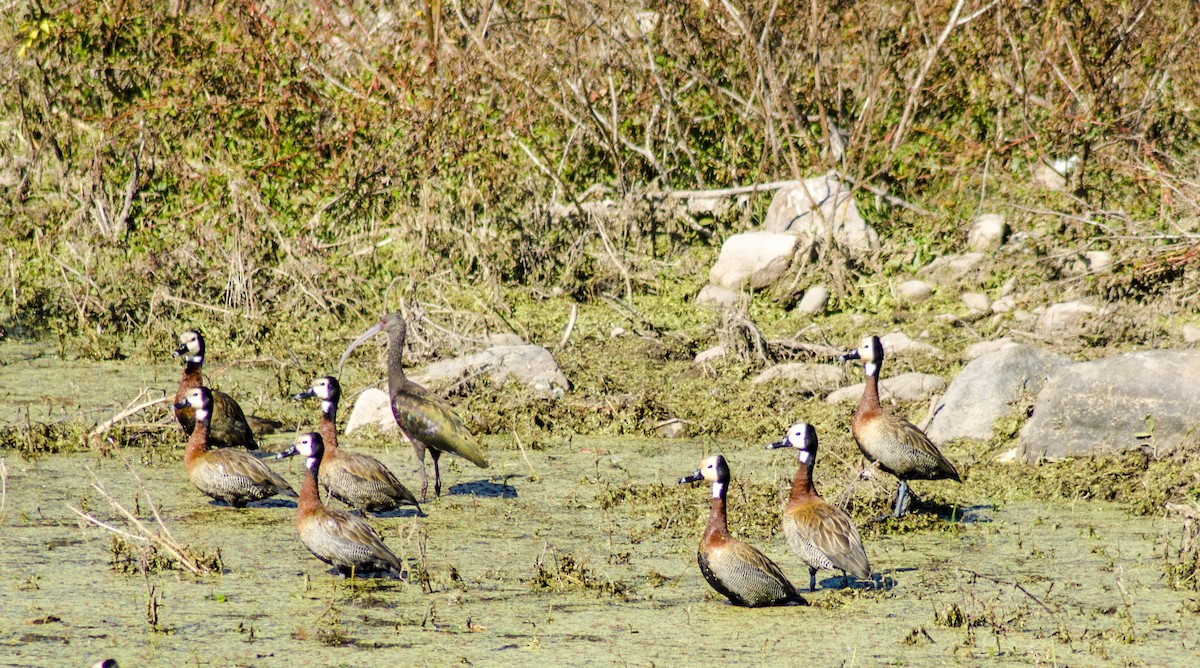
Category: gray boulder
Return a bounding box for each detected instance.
[880,331,941,356]
[827,372,945,404]
[796,285,830,314]
[412,344,570,394]
[752,363,842,394]
[1038,300,1098,336]
[345,388,396,435]
[694,345,727,364]
[709,231,798,290]
[967,214,1009,252]
[926,345,1071,444]
[897,280,933,304]
[963,338,1018,361]
[919,252,986,284]
[1019,350,1200,461]
[762,174,879,252]
[696,285,739,309]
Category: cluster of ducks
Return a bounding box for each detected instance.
[677,335,962,607]
[170,313,489,579]
[167,313,960,604]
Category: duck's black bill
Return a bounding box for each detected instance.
[678,470,704,485]
[765,437,790,450]
[289,388,317,401]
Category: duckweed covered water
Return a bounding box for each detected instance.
[2,350,1199,666]
[3,438,1199,667]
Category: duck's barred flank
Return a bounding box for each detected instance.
[679,454,808,608]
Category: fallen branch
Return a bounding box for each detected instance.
[91,389,170,438]
[154,288,236,316]
[69,464,217,576]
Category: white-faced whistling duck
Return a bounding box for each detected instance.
[678,455,808,607]
[277,432,407,579]
[767,422,871,591]
[840,335,961,518]
[174,387,296,507]
[173,329,280,449]
[338,313,489,500]
[291,376,421,515]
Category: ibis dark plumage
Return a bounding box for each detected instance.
[339,313,489,500]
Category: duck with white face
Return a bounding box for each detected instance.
[290,376,421,515]
[277,432,408,579]
[839,335,961,518]
[678,454,807,607]
[767,422,872,591]
[174,387,296,507]
[172,329,272,449]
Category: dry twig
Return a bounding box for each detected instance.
[69,464,216,576]
[91,388,170,438]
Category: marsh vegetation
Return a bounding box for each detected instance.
[3,0,1200,665]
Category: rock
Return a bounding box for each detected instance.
[611,327,627,338]
[991,296,1015,313]
[1019,350,1200,461]
[995,446,1021,464]
[1034,156,1080,190]
[826,372,945,404]
[1183,324,1200,344]
[1032,159,1074,191]
[919,252,986,284]
[879,331,941,356]
[709,231,799,290]
[926,345,1072,444]
[411,344,571,393]
[1084,250,1113,274]
[963,338,1018,361]
[752,363,842,394]
[1063,250,1113,277]
[1038,300,1098,335]
[694,345,727,364]
[696,285,739,309]
[796,285,830,314]
[967,214,1009,252]
[897,280,933,304]
[345,388,397,435]
[685,196,729,218]
[762,174,879,252]
[961,292,991,313]
[1013,309,1038,326]
[653,418,687,438]
[487,333,526,346]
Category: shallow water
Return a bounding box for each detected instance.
[1,345,1198,666]
[2,435,1198,668]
